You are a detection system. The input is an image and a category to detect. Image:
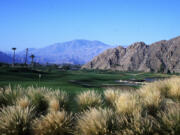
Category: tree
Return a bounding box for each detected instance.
[12,47,16,67]
[30,54,35,67]
[24,48,28,65]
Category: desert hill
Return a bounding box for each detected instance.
[82,36,180,73]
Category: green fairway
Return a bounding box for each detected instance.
[0,66,175,94]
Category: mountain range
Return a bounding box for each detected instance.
[0,40,113,65]
[18,40,113,64]
[82,36,180,73]
[0,51,12,64]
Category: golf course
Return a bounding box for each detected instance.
[0,65,174,93]
[1,65,180,135]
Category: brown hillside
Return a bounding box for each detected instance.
[82,36,180,73]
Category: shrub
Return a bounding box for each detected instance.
[0,105,34,135]
[33,110,73,135]
[76,107,115,135]
[76,90,103,110]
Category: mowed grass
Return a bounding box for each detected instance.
[0,66,173,94]
[0,66,175,113]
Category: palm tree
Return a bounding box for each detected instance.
[30,54,35,66]
[24,48,28,65]
[12,47,16,67]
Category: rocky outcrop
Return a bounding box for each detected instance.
[82,36,180,73]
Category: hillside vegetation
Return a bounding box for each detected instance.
[0,77,180,135]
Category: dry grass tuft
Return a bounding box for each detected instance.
[0,105,34,135]
[138,77,180,115]
[115,114,160,135]
[139,87,162,107]
[114,92,141,115]
[44,90,69,111]
[139,87,163,115]
[167,78,180,100]
[140,77,180,100]
[0,85,26,107]
[104,89,120,105]
[158,105,180,134]
[16,96,31,108]
[48,98,60,112]
[76,90,103,110]
[33,110,73,135]
[0,77,180,134]
[76,107,115,135]
[27,89,48,115]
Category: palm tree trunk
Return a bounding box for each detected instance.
[31,58,34,67]
[25,48,28,65]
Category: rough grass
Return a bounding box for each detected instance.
[76,90,103,110]
[76,107,115,135]
[0,105,34,135]
[104,89,120,105]
[157,105,180,134]
[33,110,73,135]
[0,77,180,134]
[16,96,31,108]
[44,90,69,111]
[114,92,141,115]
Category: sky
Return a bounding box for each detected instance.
[0,0,180,51]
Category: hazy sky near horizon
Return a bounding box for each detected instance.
[0,0,180,51]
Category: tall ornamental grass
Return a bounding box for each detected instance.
[0,105,34,135]
[0,77,180,134]
[76,90,103,110]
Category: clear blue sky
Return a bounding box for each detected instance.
[0,0,180,51]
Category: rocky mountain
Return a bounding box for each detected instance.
[0,51,12,64]
[17,40,112,64]
[82,36,180,73]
